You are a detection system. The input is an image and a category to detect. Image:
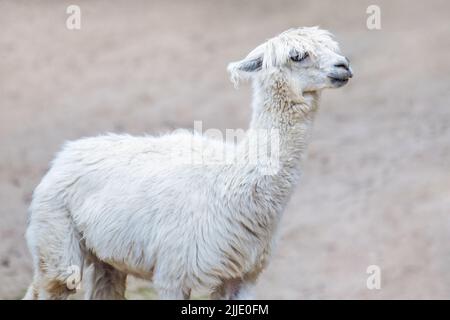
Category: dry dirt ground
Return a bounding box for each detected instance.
[1,0,449,299]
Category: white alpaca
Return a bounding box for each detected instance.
[24,27,352,300]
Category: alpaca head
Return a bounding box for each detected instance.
[228,27,352,97]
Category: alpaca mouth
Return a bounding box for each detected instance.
[328,75,350,87]
[328,67,353,87]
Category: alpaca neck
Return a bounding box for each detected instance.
[247,77,320,176]
[228,77,321,228]
[222,78,321,239]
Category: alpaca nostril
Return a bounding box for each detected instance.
[334,63,349,71]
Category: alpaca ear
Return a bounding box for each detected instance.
[227,55,263,87]
[232,57,263,73]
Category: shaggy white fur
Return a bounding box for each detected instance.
[24,27,352,300]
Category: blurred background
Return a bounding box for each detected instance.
[1,0,449,299]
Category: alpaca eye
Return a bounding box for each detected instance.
[291,52,309,62]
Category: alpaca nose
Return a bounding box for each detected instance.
[334,59,353,78]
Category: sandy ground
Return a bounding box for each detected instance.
[1,0,449,299]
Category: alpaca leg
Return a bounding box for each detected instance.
[158,287,191,300]
[34,255,82,300]
[37,276,75,300]
[23,257,73,300]
[23,276,39,300]
[233,272,260,300]
[25,207,84,300]
[232,281,256,300]
[153,268,191,299]
[23,285,37,300]
[210,279,242,300]
[210,281,231,300]
[211,277,257,300]
[23,266,78,300]
[84,260,127,300]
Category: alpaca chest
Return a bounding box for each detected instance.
[186,212,276,286]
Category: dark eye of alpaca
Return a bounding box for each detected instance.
[291,52,309,62]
